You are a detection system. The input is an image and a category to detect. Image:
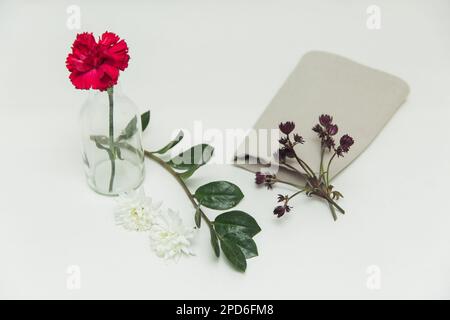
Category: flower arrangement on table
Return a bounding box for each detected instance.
[66,31,260,272]
[66,31,355,272]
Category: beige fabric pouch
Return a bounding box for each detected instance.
[235,51,410,184]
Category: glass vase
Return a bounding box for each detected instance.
[80,86,145,196]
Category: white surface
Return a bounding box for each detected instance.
[0,0,449,299]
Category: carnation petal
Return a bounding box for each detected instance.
[69,69,99,90]
[72,32,97,52]
[99,32,120,46]
[104,40,130,70]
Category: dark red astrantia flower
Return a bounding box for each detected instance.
[293,133,305,144]
[312,124,326,138]
[279,147,295,160]
[66,32,130,91]
[324,136,335,150]
[336,134,355,156]
[278,137,288,145]
[319,114,333,127]
[339,134,354,152]
[313,115,339,150]
[255,172,276,189]
[273,204,292,218]
[255,172,266,185]
[279,121,295,135]
[326,124,338,136]
[273,206,286,218]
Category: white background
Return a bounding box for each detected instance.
[0,0,449,299]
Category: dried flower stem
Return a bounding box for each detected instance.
[292,142,344,216]
[274,178,304,189]
[288,189,306,200]
[325,195,345,214]
[328,203,338,221]
[288,138,316,178]
[319,147,326,177]
[319,146,338,219]
[280,162,308,180]
[260,117,354,220]
[325,152,337,186]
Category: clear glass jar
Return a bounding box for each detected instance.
[80,86,145,196]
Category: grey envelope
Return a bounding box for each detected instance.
[235,51,410,184]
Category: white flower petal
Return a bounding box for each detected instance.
[114,188,161,232]
[149,209,196,261]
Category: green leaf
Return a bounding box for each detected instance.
[213,211,260,271]
[117,116,137,141]
[220,237,247,272]
[168,144,214,170]
[141,110,151,132]
[153,131,184,154]
[178,164,202,180]
[90,135,109,146]
[92,137,110,151]
[194,208,201,228]
[194,181,244,210]
[91,137,114,162]
[115,146,124,160]
[214,211,261,238]
[223,233,258,259]
[210,228,220,258]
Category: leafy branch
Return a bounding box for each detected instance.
[91,110,260,271]
[142,116,261,272]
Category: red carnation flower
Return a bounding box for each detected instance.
[66,32,130,91]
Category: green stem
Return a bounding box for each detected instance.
[326,195,345,214]
[318,149,345,219]
[144,151,214,228]
[107,87,116,193]
[276,176,345,215]
[280,162,308,180]
[292,151,316,179]
[319,147,325,178]
[300,158,317,178]
[288,189,305,200]
[325,152,337,186]
[328,202,338,221]
[285,136,316,178]
[287,141,317,179]
[274,178,305,190]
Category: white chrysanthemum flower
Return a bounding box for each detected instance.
[115,188,162,231]
[149,209,196,261]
